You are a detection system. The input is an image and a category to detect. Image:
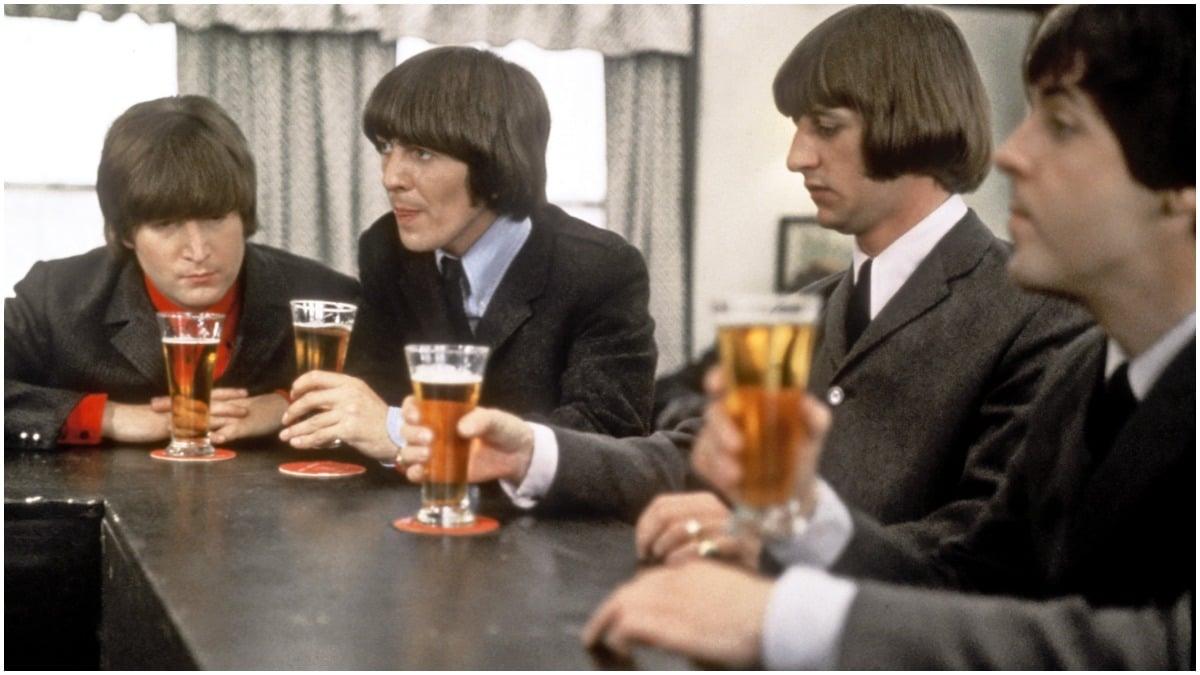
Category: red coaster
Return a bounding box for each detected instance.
[150,448,237,462]
[392,515,500,536]
[278,461,366,478]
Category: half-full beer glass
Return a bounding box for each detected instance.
[290,300,356,376]
[290,300,356,448]
[158,312,225,457]
[713,293,821,538]
[404,344,490,528]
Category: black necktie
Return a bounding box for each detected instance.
[439,257,473,341]
[845,258,872,347]
[1089,361,1137,459]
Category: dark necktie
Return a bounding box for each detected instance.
[439,257,473,341]
[1089,361,1137,459]
[845,258,872,347]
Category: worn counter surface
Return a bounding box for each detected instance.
[5,443,686,669]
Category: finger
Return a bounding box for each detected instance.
[403,462,427,483]
[401,396,422,424]
[581,594,625,653]
[210,388,249,402]
[210,401,249,418]
[703,364,727,398]
[150,396,171,413]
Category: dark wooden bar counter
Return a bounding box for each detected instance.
[5,443,687,669]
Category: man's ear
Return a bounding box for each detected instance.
[1161,186,1196,217]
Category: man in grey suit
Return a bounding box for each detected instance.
[390,5,1088,536]
[583,5,1195,668]
[4,95,360,450]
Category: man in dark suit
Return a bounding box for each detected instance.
[280,47,657,461]
[390,5,1088,533]
[583,5,1195,668]
[4,95,360,450]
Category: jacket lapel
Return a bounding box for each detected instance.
[227,245,292,383]
[835,213,992,374]
[474,218,548,348]
[105,262,166,384]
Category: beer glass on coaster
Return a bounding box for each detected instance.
[713,293,821,538]
[394,344,497,534]
[278,299,365,478]
[152,312,233,461]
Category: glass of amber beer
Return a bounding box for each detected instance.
[289,300,356,447]
[157,312,225,457]
[713,293,821,538]
[404,344,491,528]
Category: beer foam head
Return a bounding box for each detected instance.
[162,336,220,345]
[410,364,483,384]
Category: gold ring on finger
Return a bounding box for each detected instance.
[698,539,721,559]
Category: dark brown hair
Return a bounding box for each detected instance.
[773,5,993,194]
[362,45,550,219]
[1025,5,1194,191]
[96,95,257,260]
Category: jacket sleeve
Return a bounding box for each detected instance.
[5,262,88,449]
[840,582,1193,669]
[537,416,712,522]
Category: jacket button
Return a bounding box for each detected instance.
[827,386,845,406]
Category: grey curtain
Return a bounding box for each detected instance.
[177,27,392,276]
[7,3,695,370]
[605,54,689,375]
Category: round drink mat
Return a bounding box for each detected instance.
[392,515,500,536]
[150,448,237,462]
[278,461,366,478]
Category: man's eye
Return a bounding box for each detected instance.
[415,148,435,160]
[376,140,394,154]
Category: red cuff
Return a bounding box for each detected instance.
[275,388,292,403]
[59,393,108,445]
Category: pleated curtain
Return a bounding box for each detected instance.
[6,3,695,371]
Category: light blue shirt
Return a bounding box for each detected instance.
[384,214,532,454]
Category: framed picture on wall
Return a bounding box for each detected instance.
[775,216,853,291]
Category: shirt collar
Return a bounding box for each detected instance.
[436,213,532,314]
[144,273,241,316]
[851,194,967,316]
[1106,312,1196,401]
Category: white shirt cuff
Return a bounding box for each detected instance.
[762,566,857,669]
[765,479,854,568]
[499,422,559,509]
[382,406,405,467]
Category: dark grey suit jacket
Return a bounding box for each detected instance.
[530,212,1091,525]
[834,328,1195,668]
[5,244,360,449]
[805,212,1091,545]
[345,203,657,438]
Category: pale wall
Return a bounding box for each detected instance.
[689,4,1038,357]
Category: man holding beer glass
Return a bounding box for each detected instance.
[583,5,1194,668]
[5,95,359,450]
[280,47,657,464]
[394,5,1088,532]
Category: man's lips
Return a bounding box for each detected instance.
[393,206,422,222]
[181,272,218,284]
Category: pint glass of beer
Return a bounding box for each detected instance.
[157,312,225,457]
[290,300,356,375]
[712,293,821,538]
[289,300,356,447]
[404,344,490,528]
